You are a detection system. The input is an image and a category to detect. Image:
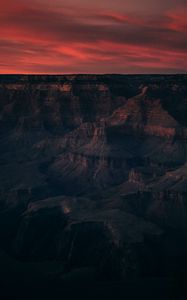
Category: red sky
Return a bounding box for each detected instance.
[0,0,187,74]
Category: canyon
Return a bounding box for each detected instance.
[0,74,187,298]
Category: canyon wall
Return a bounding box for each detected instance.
[0,74,187,283]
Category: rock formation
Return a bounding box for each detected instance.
[0,74,187,286]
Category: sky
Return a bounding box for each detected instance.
[0,0,187,74]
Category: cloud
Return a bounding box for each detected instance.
[0,0,187,73]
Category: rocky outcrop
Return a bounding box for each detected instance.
[122,190,187,229]
[8,195,162,279]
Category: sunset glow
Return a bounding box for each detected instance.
[0,0,187,73]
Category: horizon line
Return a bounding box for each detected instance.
[0,73,187,76]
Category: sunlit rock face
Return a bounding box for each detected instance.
[0,74,187,282]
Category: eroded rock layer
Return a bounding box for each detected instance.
[0,74,187,284]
